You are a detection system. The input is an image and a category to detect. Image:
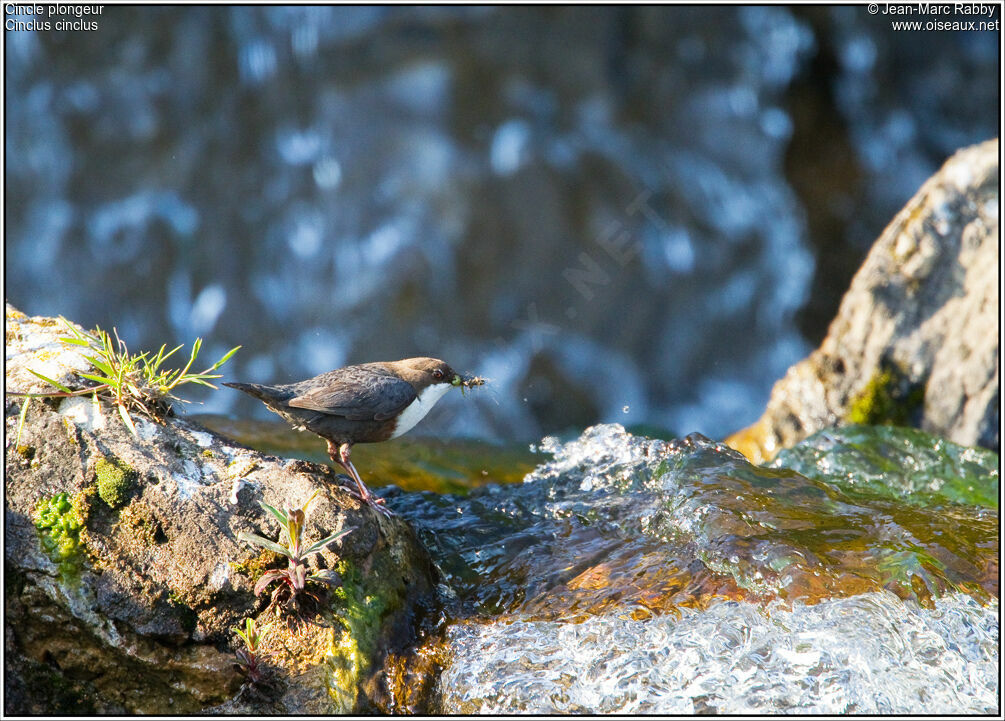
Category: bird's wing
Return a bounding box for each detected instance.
[287,367,416,421]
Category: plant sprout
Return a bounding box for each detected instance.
[233,617,274,697]
[238,489,353,618]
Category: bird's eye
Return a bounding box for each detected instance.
[432,369,444,380]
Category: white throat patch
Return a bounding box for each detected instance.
[390,382,452,438]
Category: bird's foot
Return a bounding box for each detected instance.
[332,473,394,517]
[351,487,394,517]
[364,494,395,518]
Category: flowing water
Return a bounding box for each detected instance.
[438,592,997,714]
[381,424,998,714]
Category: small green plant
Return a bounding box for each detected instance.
[233,617,274,696]
[11,317,240,438]
[238,490,353,618]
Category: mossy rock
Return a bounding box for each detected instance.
[325,560,388,712]
[846,365,924,426]
[229,548,284,584]
[114,501,165,547]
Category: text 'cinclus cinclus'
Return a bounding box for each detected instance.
[224,357,483,516]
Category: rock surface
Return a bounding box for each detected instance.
[728,139,1000,463]
[4,305,441,714]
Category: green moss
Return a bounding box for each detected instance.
[846,367,924,426]
[326,624,365,713]
[95,456,138,509]
[325,560,391,713]
[34,492,87,579]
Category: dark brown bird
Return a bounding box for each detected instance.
[224,357,474,516]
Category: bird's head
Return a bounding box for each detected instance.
[391,357,461,389]
[389,357,488,390]
[391,357,484,392]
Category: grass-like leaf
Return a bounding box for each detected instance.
[26,369,73,394]
[151,343,184,371]
[234,617,260,650]
[117,403,139,438]
[82,354,115,378]
[59,336,90,347]
[302,488,323,513]
[258,501,289,528]
[238,531,294,559]
[302,527,354,559]
[185,378,219,389]
[14,397,31,450]
[210,345,241,371]
[78,372,117,386]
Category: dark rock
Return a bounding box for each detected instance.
[4,305,441,714]
[728,139,999,463]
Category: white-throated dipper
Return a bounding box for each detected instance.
[224,357,483,516]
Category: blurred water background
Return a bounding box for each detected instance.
[5,5,999,442]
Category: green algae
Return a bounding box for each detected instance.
[592,428,996,609]
[95,456,138,509]
[34,492,87,579]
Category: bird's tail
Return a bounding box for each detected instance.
[222,381,289,404]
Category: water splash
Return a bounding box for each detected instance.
[391,423,997,713]
[439,592,998,714]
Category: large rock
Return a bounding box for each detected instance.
[728,139,999,463]
[4,305,441,714]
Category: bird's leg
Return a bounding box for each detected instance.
[326,440,393,517]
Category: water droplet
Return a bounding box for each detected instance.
[622,405,630,414]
